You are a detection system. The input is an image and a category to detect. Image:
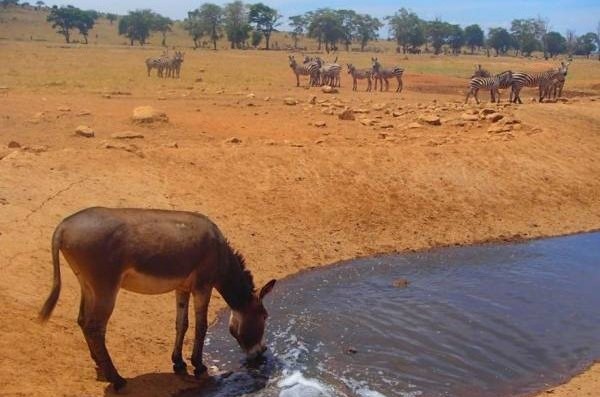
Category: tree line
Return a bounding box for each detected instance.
[7,0,598,58]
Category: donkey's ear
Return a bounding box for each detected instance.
[259,279,276,300]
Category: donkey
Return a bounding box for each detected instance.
[39,207,276,391]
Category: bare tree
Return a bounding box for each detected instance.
[565,29,577,55]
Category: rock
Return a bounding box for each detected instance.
[0,149,11,160]
[461,113,479,121]
[157,96,167,101]
[359,118,377,126]
[447,120,466,127]
[488,124,513,133]
[378,132,388,139]
[380,123,394,129]
[418,115,442,126]
[314,139,325,144]
[393,278,410,288]
[103,142,143,157]
[338,109,355,121]
[57,106,71,112]
[102,94,112,99]
[264,96,271,101]
[308,96,317,105]
[332,102,345,108]
[246,93,255,99]
[165,142,179,148]
[321,108,334,115]
[224,137,242,144]
[352,108,370,114]
[557,97,569,103]
[314,121,326,128]
[23,145,48,153]
[132,106,168,123]
[111,131,144,140]
[321,86,338,94]
[485,113,504,123]
[76,110,91,116]
[372,103,387,111]
[195,77,203,82]
[33,112,46,119]
[464,109,479,115]
[392,111,403,117]
[407,122,423,129]
[7,141,21,148]
[480,108,496,116]
[500,117,521,125]
[284,97,298,106]
[75,125,95,138]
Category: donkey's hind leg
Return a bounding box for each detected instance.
[77,286,104,381]
[171,290,190,374]
[81,285,125,390]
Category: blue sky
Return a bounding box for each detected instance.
[54,0,599,35]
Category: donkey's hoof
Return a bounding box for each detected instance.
[112,377,127,392]
[173,361,188,375]
[193,364,208,379]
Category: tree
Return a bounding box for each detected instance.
[106,13,117,25]
[1,0,19,8]
[464,24,484,54]
[426,19,450,54]
[510,18,545,56]
[250,29,262,48]
[565,29,577,55]
[223,1,251,49]
[544,31,566,57]
[153,14,173,46]
[307,9,344,53]
[487,27,512,55]
[248,2,280,50]
[35,1,44,10]
[337,9,357,52]
[575,32,598,57]
[387,8,424,53]
[46,5,79,43]
[118,9,156,46]
[288,14,307,49]
[76,10,98,44]
[354,13,382,51]
[184,3,223,50]
[447,24,464,54]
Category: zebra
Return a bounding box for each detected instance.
[302,56,321,86]
[471,64,491,78]
[145,51,170,77]
[165,51,185,79]
[510,62,570,103]
[540,72,565,102]
[347,63,372,92]
[371,58,404,93]
[317,57,341,87]
[288,55,320,87]
[465,70,513,104]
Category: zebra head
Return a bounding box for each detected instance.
[347,64,354,74]
[559,61,570,76]
[288,55,297,68]
[371,57,381,73]
[471,64,490,78]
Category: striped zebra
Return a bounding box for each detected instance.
[510,62,570,103]
[371,57,404,93]
[540,72,565,102]
[288,55,320,87]
[465,70,513,104]
[165,51,185,79]
[471,64,491,78]
[317,57,341,87]
[347,63,372,92]
[145,51,170,77]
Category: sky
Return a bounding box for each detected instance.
[51,0,599,36]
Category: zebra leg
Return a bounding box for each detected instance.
[396,77,403,93]
[366,77,371,92]
[474,88,480,104]
[296,73,300,87]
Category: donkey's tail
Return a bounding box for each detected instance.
[38,225,63,323]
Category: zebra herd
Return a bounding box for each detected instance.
[288,55,404,93]
[466,62,570,104]
[145,50,185,79]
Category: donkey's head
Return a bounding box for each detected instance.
[229,279,276,358]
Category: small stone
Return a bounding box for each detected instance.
[284,97,297,106]
[23,145,48,153]
[338,109,355,121]
[485,113,504,123]
[465,109,479,115]
[321,86,338,94]
[500,117,521,125]
[157,96,167,101]
[322,108,334,115]
[418,115,442,126]
[7,141,21,148]
[480,108,496,116]
[352,108,370,114]
[308,96,317,105]
[488,124,513,133]
[102,94,112,99]
[75,125,94,138]
[392,111,403,117]
[380,123,394,129]
[393,278,410,288]
[111,131,144,140]
[165,142,179,148]
[195,77,203,82]
[58,106,71,112]
[461,113,479,121]
[132,106,168,123]
[372,103,387,111]
[264,96,271,101]
[407,122,423,129]
[246,93,255,99]
[224,137,242,144]
[360,118,376,126]
[314,139,325,144]
[76,110,91,116]
[314,121,326,128]
[378,132,388,139]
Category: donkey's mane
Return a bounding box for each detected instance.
[220,240,256,309]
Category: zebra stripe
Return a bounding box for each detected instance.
[371,57,404,93]
[471,64,491,78]
[511,62,569,103]
[288,55,320,87]
[465,70,513,104]
[317,57,341,87]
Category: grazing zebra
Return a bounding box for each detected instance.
[471,64,491,78]
[510,62,570,103]
[317,57,341,87]
[288,55,319,87]
[465,70,513,104]
[347,63,372,92]
[371,57,404,93]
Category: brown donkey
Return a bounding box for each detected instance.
[39,207,276,391]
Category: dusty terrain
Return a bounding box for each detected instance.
[1,36,600,397]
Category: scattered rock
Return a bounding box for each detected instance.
[75,125,95,138]
[283,97,298,106]
[393,278,410,288]
[7,141,21,148]
[246,93,255,99]
[380,123,394,129]
[338,109,355,121]
[111,131,144,140]
[308,96,317,105]
[322,108,334,115]
[165,142,179,148]
[418,114,442,126]
[321,86,338,94]
[57,106,71,112]
[359,118,376,126]
[224,137,242,144]
[264,96,271,101]
[22,145,48,153]
[103,142,143,157]
[132,106,168,124]
[76,110,91,116]
[392,111,403,117]
[488,124,513,133]
[480,108,496,116]
[352,108,370,114]
[314,121,326,128]
[485,113,504,123]
[372,103,387,111]
[407,122,423,129]
[461,113,479,121]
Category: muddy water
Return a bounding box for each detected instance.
[178,232,600,397]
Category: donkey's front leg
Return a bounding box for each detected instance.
[191,285,212,378]
[171,290,190,374]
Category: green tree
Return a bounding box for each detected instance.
[184,3,223,50]
[447,24,464,54]
[487,27,512,55]
[1,0,19,8]
[387,8,424,54]
[106,13,117,25]
[510,18,545,56]
[248,2,280,50]
[46,5,80,43]
[288,14,307,49]
[35,1,44,10]
[464,24,484,54]
[153,14,173,46]
[354,13,382,51]
[575,32,598,57]
[251,29,262,47]
[75,10,98,44]
[307,9,344,53]
[545,31,566,57]
[426,19,450,54]
[224,1,251,49]
[118,9,156,46]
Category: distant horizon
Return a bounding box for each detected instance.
[42,0,599,36]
